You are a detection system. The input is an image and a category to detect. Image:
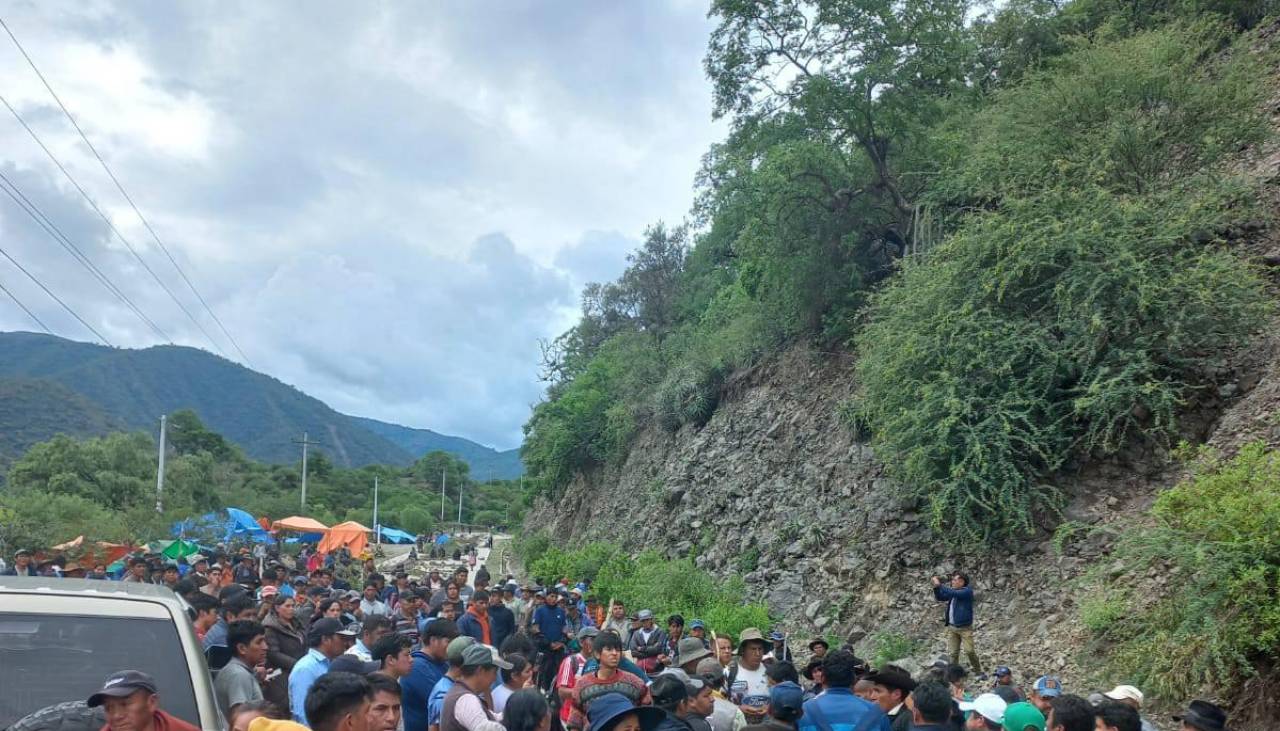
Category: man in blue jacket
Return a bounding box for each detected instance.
[401,618,458,731]
[932,572,982,672]
[798,650,890,731]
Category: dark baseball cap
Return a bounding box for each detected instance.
[770,682,805,716]
[309,617,344,643]
[329,654,380,675]
[88,670,158,706]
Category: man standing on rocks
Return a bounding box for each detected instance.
[932,572,982,673]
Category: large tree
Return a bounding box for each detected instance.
[705,0,976,243]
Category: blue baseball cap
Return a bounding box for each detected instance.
[768,630,786,642]
[689,619,705,630]
[994,665,1012,677]
[586,693,665,731]
[1033,676,1062,697]
[770,682,805,716]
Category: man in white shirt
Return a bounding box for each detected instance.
[346,617,392,662]
[361,582,390,618]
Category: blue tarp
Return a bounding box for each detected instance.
[171,508,274,544]
[375,526,415,544]
[435,533,450,546]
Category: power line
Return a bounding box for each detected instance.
[0,273,51,333]
[0,164,172,341]
[0,242,111,345]
[0,16,252,365]
[0,91,223,357]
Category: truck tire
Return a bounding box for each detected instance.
[6,701,106,731]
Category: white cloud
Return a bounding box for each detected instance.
[0,0,724,448]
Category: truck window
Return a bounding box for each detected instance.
[0,613,201,728]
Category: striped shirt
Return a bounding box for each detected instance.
[567,669,651,731]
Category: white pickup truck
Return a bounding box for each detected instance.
[0,577,221,731]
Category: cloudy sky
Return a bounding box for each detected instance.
[0,1,723,449]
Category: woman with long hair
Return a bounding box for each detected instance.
[262,594,306,709]
[311,598,343,625]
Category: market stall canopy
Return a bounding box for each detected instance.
[162,539,201,560]
[375,526,415,544]
[271,516,330,533]
[317,520,370,555]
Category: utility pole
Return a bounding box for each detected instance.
[373,475,380,545]
[457,479,463,525]
[155,415,167,514]
[440,467,446,520]
[293,432,322,510]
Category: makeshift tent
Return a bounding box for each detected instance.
[374,526,415,544]
[272,516,330,533]
[172,508,273,544]
[162,539,201,560]
[49,537,131,569]
[317,521,369,555]
[434,533,451,546]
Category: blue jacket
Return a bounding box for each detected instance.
[456,610,486,643]
[934,584,975,628]
[402,651,449,731]
[798,688,890,731]
[489,604,516,651]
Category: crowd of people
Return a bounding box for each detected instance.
[1,546,1234,731]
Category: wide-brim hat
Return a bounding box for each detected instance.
[736,627,770,653]
[1173,700,1230,731]
[586,692,666,731]
[676,638,713,667]
[808,638,829,651]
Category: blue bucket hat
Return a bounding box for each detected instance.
[587,693,665,731]
[689,619,706,630]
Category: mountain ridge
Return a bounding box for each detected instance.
[0,331,523,480]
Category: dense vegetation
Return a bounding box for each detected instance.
[1080,441,1280,704]
[0,332,522,479]
[0,410,525,554]
[522,0,1276,543]
[515,535,771,640]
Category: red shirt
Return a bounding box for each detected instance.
[102,710,200,731]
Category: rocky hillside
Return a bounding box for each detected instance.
[525,75,1280,731]
[521,8,1280,728]
[527,311,1280,716]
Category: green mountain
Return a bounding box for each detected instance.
[0,376,122,473]
[0,331,523,479]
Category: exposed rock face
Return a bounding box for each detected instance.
[525,326,1280,709]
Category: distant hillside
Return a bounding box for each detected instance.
[0,332,523,479]
[351,416,523,480]
[0,377,122,473]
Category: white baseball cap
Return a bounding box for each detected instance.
[958,693,1008,724]
[1103,685,1143,705]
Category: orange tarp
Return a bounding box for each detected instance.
[47,536,131,568]
[317,521,370,556]
[271,516,330,533]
